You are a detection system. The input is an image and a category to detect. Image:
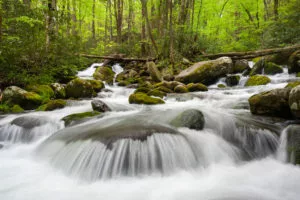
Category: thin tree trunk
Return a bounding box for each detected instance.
[141,0,146,56]
[196,0,202,31]
[108,0,113,40]
[128,0,133,42]
[263,0,269,21]
[191,0,195,31]
[169,0,174,64]
[92,0,96,40]
[113,0,123,43]
[71,0,77,35]
[45,0,57,50]
[0,1,2,42]
[274,0,278,20]
[105,0,109,41]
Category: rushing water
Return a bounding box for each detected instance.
[1,63,300,200]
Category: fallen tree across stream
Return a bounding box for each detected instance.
[79,54,156,62]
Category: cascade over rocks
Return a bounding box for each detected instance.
[250,59,283,75]
[289,85,300,118]
[93,66,115,85]
[171,109,205,130]
[175,57,233,85]
[91,99,112,112]
[248,88,292,118]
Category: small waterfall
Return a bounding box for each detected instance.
[112,64,124,85]
[276,127,289,162]
[77,63,102,79]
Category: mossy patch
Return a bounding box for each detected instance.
[65,78,104,98]
[147,89,166,98]
[37,99,67,111]
[93,66,115,85]
[26,85,55,101]
[0,104,10,113]
[187,83,208,92]
[285,82,300,89]
[245,75,271,86]
[62,111,101,127]
[218,84,226,88]
[174,85,188,93]
[129,92,165,105]
[11,105,24,113]
[264,62,283,75]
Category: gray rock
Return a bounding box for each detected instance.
[91,99,112,112]
[171,109,205,130]
[286,125,300,164]
[289,85,300,118]
[11,116,49,129]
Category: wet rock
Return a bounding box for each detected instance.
[245,75,271,86]
[50,83,66,99]
[186,83,208,92]
[250,60,283,75]
[147,62,163,82]
[163,74,175,81]
[175,57,233,85]
[65,78,104,98]
[174,85,188,93]
[285,81,300,89]
[225,75,240,87]
[147,89,166,98]
[26,85,55,100]
[232,59,250,73]
[248,88,292,118]
[91,99,112,112]
[171,109,205,130]
[286,125,300,164]
[129,92,165,105]
[62,111,101,127]
[289,85,300,118]
[218,84,226,88]
[11,116,49,129]
[93,66,115,85]
[37,100,67,111]
[288,50,300,73]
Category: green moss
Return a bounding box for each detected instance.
[11,105,24,113]
[93,66,115,85]
[87,80,105,92]
[147,89,166,98]
[187,83,208,92]
[285,82,300,89]
[252,57,262,63]
[218,84,226,88]
[245,75,271,86]
[134,87,151,94]
[0,104,10,113]
[26,85,55,101]
[297,72,300,77]
[264,62,283,75]
[23,92,44,109]
[65,78,96,98]
[37,99,67,111]
[129,92,165,105]
[62,111,101,126]
[174,85,188,93]
[157,86,173,93]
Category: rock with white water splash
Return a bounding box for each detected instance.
[11,116,49,129]
[175,57,233,85]
[289,85,300,118]
[286,125,300,164]
[171,109,205,130]
[93,66,115,85]
[91,99,112,112]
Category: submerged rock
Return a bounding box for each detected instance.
[286,125,300,164]
[175,57,233,85]
[129,92,165,105]
[248,88,292,118]
[171,109,205,130]
[91,99,112,112]
[93,66,115,85]
[62,111,101,127]
[289,85,300,118]
[11,116,49,129]
[245,75,271,86]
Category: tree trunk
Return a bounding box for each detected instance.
[113,0,123,43]
[92,0,96,40]
[45,0,57,50]
[263,0,269,21]
[128,0,133,42]
[23,0,31,8]
[169,0,174,64]
[71,0,77,35]
[274,0,279,20]
[141,0,146,56]
[0,1,2,42]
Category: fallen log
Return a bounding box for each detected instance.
[79,54,156,62]
[200,44,300,60]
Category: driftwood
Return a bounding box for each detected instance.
[79,54,156,62]
[200,44,300,60]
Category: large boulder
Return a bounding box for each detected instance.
[2,86,43,110]
[62,111,101,127]
[129,92,165,105]
[289,85,300,118]
[65,78,104,98]
[245,75,271,86]
[175,57,233,85]
[11,116,49,129]
[248,88,292,118]
[288,50,300,73]
[26,85,55,100]
[250,59,283,75]
[286,125,300,165]
[91,99,112,112]
[147,62,163,82]
[174,85,189,93]
[186,83,208,92]
[37,100,67,111]
[170,109,205,130]
[93,66,115,85]
[232,59,250,73]
[50,83,66,99]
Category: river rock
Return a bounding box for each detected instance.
[250,59,283,75]
[286,125,300,164]
[62,111,101,127]
[37,100,67,111]
[288,50,300,73]
[248,88,292,118]
[91,99,112,112]
[147,62,163,82]
[174,85,189,93]
[50,83,66,99]
[2,86,43,110]
[93,66,115,85]
[232,59,250,73]
[129,92,165,105]
[171,109,205,130]
[11,116,49,129]
[186,83,208,92]
[289,85,300,118]
[65,78,104,98]
[26,85,55,100]
[245,75,271,86]
[175,57,233,85]
[225,75,240,86]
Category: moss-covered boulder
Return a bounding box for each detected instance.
[288,50,300,73]
[170,109,205,130]
[93,66,115,85]
[154,81,182,91]
[11,105,24,113]
[218,84,226,88]
[250,60,283,75]
[245,75,271,86]
[248,88,292,118]
[50,83,66,99]
[65,78,104,98]
[91,99,111,112]
[232,59,250,73]
[134,87,151,94]
[156,86,173,93]
[129,92,165,105]
[286,125,300,165]
[37,100,67,111]
[289,85,300,118]
[147,89,166,98]
[2,86,43,110]
[285,82,300,89]
[26,85,55,101]
[225,75,240,86]
[186,83,208,92]
[62,111,101,127]
[175,57,233,85]
[174,85,188,93]
[147,62,163,82]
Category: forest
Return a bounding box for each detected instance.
[0,0,299,87]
